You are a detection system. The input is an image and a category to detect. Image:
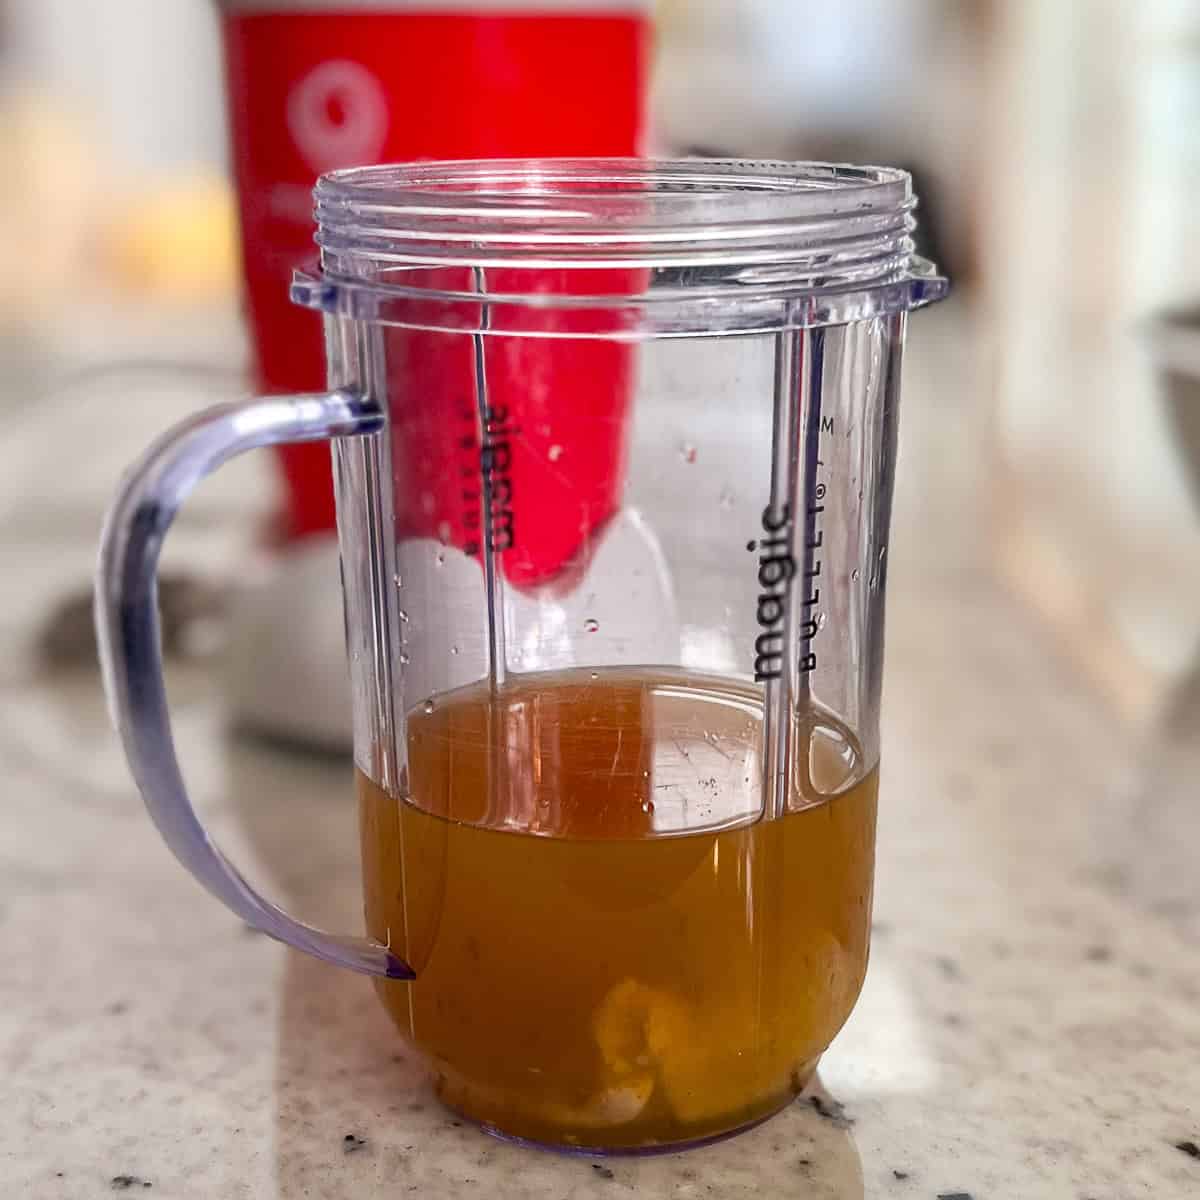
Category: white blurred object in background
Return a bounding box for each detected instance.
[4,0,226,173]
[0,0,236,321]
[983,0,1200,720]
[651,0,984,280]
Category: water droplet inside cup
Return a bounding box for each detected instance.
[450,645,459,656]
[851,569,860,581]
[641,800,655,815]
[393,573,403,588]
[435,552,445,567]
[868,546,887,590]
[399,652,410,665]
[584,618,599,633]
[718,486,734,509]
[398,609,410,623]
[548,444,563,463]
[437,521,452,544]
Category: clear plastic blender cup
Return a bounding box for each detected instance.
[97,159,947,1152]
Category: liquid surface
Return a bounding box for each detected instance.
[359,669,877,1149]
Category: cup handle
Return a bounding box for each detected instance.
[95,389,415,980]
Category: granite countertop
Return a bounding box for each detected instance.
[2,306,1199,1198]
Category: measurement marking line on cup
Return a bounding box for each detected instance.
[796,327,827,691]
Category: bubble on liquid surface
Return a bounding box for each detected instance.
[641,801,655,815]
[423,699,435,715]
[680,443,697,464]
[548,444,563,463]
[584,618,600,633]
[803,714,861,796]
[590,671,599,680]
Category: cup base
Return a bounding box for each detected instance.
[433,1058,820,1156]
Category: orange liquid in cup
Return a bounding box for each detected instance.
[359,669,877,1149]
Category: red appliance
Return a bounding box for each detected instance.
[219,1,649,544]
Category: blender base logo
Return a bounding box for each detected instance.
[286,59,389,174]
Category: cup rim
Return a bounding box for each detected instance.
[314,158,914,265]
[317,157,910,232]
[299,158,946,336]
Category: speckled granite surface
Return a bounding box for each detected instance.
[2,308,1198,1198]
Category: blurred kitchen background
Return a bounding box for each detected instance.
[2,0,1199,734]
